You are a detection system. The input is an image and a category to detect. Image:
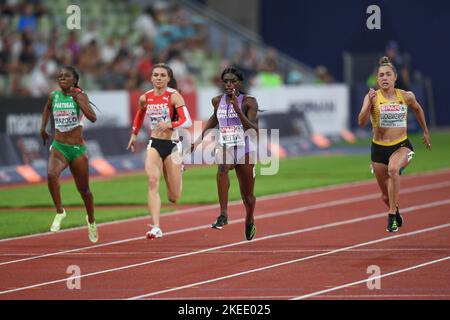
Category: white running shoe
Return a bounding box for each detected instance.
[86,216,98,243]
[50,210,66,232]
[146,226,163,239]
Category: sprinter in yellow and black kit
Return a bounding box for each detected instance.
[358,56,431,233]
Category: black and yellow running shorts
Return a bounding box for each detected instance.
[371,138,414,165]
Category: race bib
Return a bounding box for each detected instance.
[54,109,80,131]
[148,108,171,130]
[219,125,245,147]
[379,104,407,128]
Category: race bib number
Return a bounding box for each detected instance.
[54,109,79,130]
[148,108,171,130]
[379,104,407,128]
[219,125,245,147]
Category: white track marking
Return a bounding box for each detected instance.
[2,247,449,257]
[291,256,450,300]
[128,222,450,300]
[2,168,449,243]
[1,198,448,297]
[1,181,450,267]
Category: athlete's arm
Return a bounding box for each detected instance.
[239,96,259,131]
[40,92,53,145]
[131,95,147,135]
[358,89,376,127]
[404,91,431,150]
[71,88,97,123]
[127,95,146,152]
[171,91,192,129]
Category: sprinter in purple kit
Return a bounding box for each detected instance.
[192,66,259,240]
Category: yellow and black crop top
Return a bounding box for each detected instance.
[371,89,408,129]
[371,89,408,145]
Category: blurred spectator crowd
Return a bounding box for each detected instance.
[0,0,330,97]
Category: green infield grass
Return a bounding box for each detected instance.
[1,130,448,238]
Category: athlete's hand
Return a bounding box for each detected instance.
[423,132,432,150]
[229,89,240,114]
[368,88,376,105]
[68,86,83,99]
[127,134,137,153]
[40,129,51,146]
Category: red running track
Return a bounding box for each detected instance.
[0,170,449,300]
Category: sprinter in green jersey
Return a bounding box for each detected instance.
[40,66,99,243]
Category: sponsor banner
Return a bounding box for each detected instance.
[0,133,49,167]
[82,90,130,129]
[0,153,145,186]
[197,85,350,136]
[0,97,47,135]
[0,127,134,167]
[0,92,130,134]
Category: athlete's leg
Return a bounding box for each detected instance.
[387,147,413,214]
[69,153,95,223]
[163,150,183,204]
[145,148,163,227]
[235,160,256,226]
[215,146,234,218]
[47,147,69,214]
[372,162,390,208]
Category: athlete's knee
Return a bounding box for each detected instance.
[242,194,256,207]
[47,171,59,183]
[168,190,180,204]
[147,175,159,190]
[217,165,229,178]
[388,165,400,177]
[78,187,92,198]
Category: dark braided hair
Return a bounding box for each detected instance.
[221,66,244,82]
[221,65,264,112]
[63,66,100,112]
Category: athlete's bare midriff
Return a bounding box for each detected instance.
[151,128,177,141]
[372,127,407,144]
[55,126,84,145]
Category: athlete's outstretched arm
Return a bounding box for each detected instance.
[127,94,146,152]
[40,92,53,145]
[358,89,376,127]
[405,91,432,150]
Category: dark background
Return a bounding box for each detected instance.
[260,0,450,126]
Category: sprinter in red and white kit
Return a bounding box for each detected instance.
[127,63,192,239]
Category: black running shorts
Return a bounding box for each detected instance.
[147,137,181,160]
[371,138,414,165]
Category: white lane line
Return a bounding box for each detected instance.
[127,221,450,300]
[2,199,449,297]
[291,256,450,300]
[1,180,450,267]
[2,168,449,243]
[2,247,449,257]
